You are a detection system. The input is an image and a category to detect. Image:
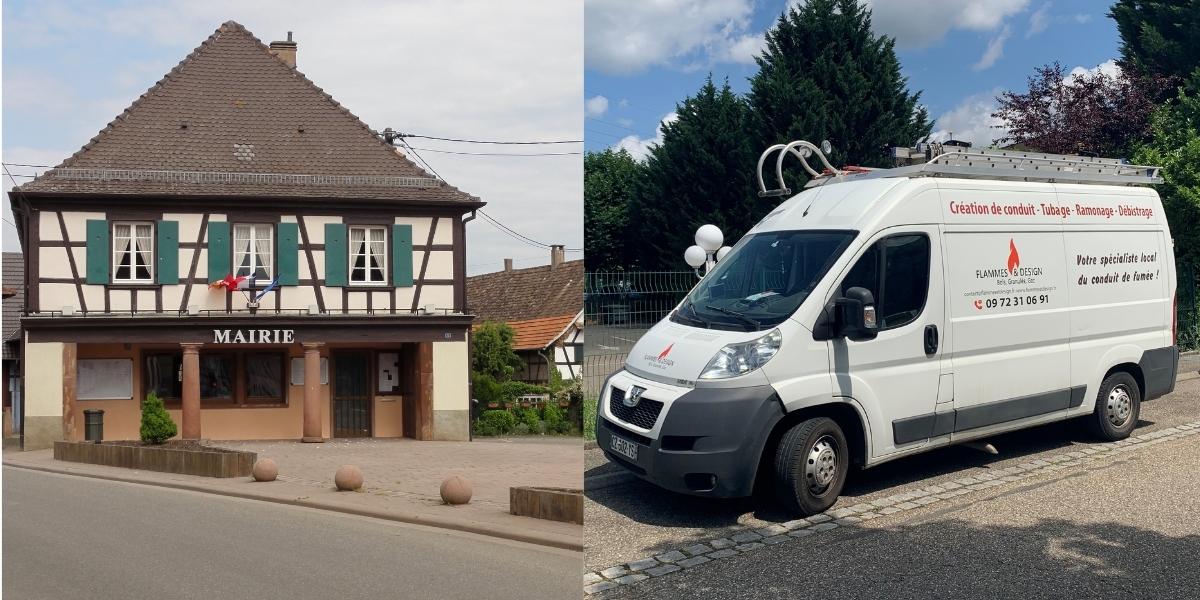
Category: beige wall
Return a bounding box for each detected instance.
[431,340,469,441]
[37,211,455,314]
[23,340,66,449]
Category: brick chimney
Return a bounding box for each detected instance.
[503,258,513,272]
[550,244,565,269]
[269,31,297,68]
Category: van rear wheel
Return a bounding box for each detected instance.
[773,417,849,516]
[1087,372,1141,441]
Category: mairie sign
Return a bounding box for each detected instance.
[213,329,295,344]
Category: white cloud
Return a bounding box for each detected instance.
[929,89,1007,148]
[1027,2,1050,38]
[613,112,678,161]
[585,0,758,74]
[720,32,766,64]
[1069,59,1121,80]
[2,0,583,273]
[863,0,1028,49]
[972,25,1011,71]
[585,95,610,118]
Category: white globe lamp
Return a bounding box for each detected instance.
[715,246,732,262]
[684,245,707,269]
[694,224,724,253]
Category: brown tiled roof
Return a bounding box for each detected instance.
[3,252,23,359]
[478,314,578,351]
[14,21,477,204]
[467,259,583,322]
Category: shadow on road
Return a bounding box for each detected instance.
[606,518,1200,599]
[586,417,1155,529]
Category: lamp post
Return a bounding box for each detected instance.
[684,224,732,279]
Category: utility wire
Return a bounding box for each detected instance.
[398,133,581,145]
[396,140,444,181]
[406,146,581,157]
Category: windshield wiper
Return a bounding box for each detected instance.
[704,304,761,329]
[680,301,710,327]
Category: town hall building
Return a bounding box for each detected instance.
[8,22,481,449]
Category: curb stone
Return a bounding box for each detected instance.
[583,418,1200,595]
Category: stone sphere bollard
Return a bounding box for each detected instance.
[334,464,364,491]
[440,475,473,505]
[251,458,278,482]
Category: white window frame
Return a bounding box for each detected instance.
[349,225,388,286]
[233,223,274,281]
[112,221,155,284]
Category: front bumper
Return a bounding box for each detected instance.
[596,372,784,498]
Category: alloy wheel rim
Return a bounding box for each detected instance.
[805,435,838,494]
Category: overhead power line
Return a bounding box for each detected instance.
[406,146,581,157]
[396,132,582,145]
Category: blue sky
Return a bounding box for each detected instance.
[2,0,583,274]
[585,0,1121,157]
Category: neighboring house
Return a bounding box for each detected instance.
[3,252,23,441]
[7,22,482,450]
[467,248,583,384]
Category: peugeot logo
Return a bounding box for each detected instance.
[623,386,646,408]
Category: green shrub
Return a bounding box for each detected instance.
[542,402,565,433]
[517,407,541,432]
[140,392,177,444]
[472,372,505,408]
[513,422,531,436]
[476,409,516,436]
[583,396,598,441]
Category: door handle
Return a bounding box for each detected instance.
[924,324,939,356]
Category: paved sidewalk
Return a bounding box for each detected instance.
[4,436,583,551]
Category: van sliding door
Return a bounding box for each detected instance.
[943,227,1072,436]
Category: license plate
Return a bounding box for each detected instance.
[609,434,639,462]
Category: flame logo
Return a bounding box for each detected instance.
[658,343,674,360]
[1007,239,1020,273]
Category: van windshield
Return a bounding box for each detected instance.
[673,230,856,331]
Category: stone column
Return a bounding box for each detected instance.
[62,343,78,441]
[302,342,325,442]
[181,343,202,440]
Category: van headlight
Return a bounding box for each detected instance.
[699,329,782,379]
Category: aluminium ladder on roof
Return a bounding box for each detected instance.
[756,140,1163,197]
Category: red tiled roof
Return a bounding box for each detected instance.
[477,314,578,351]
[14,21,477,204]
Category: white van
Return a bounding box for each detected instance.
[596,142,1179,515]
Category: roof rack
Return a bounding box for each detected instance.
[756,140,1163,196]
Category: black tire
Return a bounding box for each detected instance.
[1086,371,1141,441]
[773,417,849,516]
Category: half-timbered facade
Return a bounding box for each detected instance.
[9,22,480,449]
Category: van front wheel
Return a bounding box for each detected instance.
[773,417,849,516]
[1087,372,1141,441]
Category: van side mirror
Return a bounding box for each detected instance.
[836,287,878,341]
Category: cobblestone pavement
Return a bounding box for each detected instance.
[584,376,1200,596]
[216,436,583,509]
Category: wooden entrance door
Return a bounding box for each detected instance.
[333,353,371,438]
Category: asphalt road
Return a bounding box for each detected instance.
[2,467,580,600]
[604,431,1200,599]
[586,376,1200,576]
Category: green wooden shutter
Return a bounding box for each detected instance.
[207,221,231,283]
[156,220,179,284]
[392,224,414,287]
[277,222,299,285]
[85,219,109,284]
[324,223,348,287]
